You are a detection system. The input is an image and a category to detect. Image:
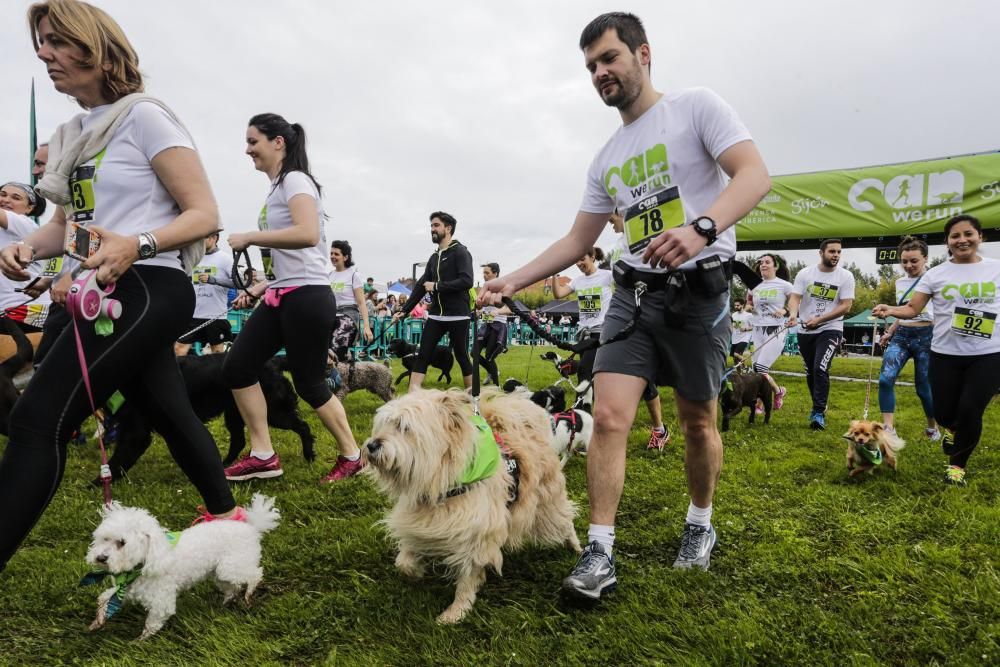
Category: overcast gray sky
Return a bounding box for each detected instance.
[4,0,998,286]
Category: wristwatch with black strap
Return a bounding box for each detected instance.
[690,216,717,246]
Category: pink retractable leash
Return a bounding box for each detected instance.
[65,269,123,506]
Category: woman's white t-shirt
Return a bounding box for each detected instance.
[330,267,362,309]
[916,257,1000,355]
[571,269,614,330]
[751,278,793,327]
[191,249,234,319]
[0,211,50,313]
[894,274,933,324]
[257,171,331,288]
[74,102,195,271]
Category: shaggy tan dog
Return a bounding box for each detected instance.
[843,420,906,477]
[364,388,581,624]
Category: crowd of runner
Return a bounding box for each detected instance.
[0,3,995,612]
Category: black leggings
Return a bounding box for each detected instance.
[930,351,1000,468]
[223,285,336,408]
[578,329,600,384]
[797,330,842,413]
[477,322,507,383]
[413,318,472,376]
[0,266,235,572]
[34,302,71,366]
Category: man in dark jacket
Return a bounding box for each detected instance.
[393,211,474,391]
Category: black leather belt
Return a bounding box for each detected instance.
[612,258,732,293]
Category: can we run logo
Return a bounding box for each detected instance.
[847,169,964,223]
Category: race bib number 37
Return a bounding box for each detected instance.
[623,186,684,253]
[952,307,996,339]
[807,282,839,302]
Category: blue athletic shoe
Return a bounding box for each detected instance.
[326,367,343,393]
[810,412,826,430]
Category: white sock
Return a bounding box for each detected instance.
[686,502,713,527]
[342,451,361,461]
[250,450,275,460]
[587,524,615,555]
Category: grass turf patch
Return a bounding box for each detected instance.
[1,346,997,665]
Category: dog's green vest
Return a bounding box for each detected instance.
[457,415,500,485]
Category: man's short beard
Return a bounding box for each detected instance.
[431,232,441,243]
[822,257,838,269]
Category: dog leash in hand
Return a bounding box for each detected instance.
[66,268,123,506]
[230,247,256,297]
[862,319,879,421]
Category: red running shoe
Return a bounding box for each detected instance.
[320,455,366,483]
[224,452,283,481]
[191,505,248,526]
[647,427,670,450]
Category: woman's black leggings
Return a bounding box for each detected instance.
[0,266,235,572]
[477,322,507,383]
[223,285,336,409]
[412,317,472,377]
[929,351,1000,468]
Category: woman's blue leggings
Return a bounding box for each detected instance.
[878,325,933,416]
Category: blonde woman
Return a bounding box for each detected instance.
[0,0,240,572]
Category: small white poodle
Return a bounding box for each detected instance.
[83,494,280,640]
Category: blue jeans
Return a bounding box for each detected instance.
[878,325,933,417]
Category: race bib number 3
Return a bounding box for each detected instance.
[70,165,97,223]
[952,307,996,339]
[623,186,684,253]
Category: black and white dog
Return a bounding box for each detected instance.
[502,379,593,466]
[101,354,314,483]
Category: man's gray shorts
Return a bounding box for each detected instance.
[593,284,730,402]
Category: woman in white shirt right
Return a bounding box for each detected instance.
[874,215,1000,486]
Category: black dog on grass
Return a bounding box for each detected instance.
[719,371,773,432]
[100,353,314,483]
[388,338,454,386]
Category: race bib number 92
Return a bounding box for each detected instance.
[952,307,996,339]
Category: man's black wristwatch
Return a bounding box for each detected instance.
[690,216,717,246]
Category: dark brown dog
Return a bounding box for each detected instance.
[719,371,773,432]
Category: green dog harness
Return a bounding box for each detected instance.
[79,531,181,620]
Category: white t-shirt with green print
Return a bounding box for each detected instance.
[792,265,856,334]
[570,269,613,331]
[916,257,1000,355]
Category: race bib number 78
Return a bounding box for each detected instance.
[623,186,684,253]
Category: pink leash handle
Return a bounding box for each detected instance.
[66,269,122,507]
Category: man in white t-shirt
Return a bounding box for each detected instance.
[175,231,235,355]
[479,12,770,597]
[787,239,856,430]
[730,300,753,362]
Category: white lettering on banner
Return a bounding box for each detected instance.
[791,197,829,215]
[891,206,962,223]
[848,170,965,212]
[982,180,1000,200]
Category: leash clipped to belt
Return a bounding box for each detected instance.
[66,268,123,506]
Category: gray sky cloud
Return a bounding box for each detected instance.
[4,0,998,285]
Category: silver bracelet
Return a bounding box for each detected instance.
[15,241,36,262]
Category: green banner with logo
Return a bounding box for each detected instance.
[737,151,1000,242]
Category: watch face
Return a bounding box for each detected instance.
[696,218,714,231]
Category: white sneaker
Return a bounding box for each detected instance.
[925,427,941,441]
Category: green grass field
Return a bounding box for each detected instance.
[1,347,997,666]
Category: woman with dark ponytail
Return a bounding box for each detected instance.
[223,113,365,483]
